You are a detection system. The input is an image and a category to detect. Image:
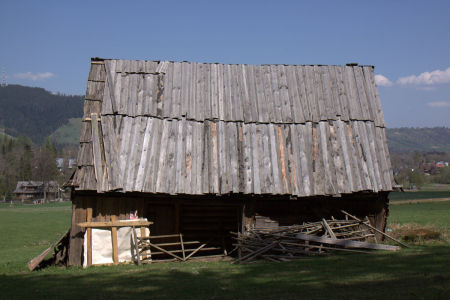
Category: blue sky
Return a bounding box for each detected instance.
[1,0,449,128]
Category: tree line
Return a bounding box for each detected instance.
[391,151,450,188]
[0,134,67,200]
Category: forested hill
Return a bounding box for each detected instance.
[386,127,450,153]
[0,85,83,143]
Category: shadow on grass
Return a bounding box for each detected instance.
[1,246,449,300]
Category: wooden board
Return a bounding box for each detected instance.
[295,233,400,251]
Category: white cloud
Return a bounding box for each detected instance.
[427,101,450,108]
[397,67,450,86]
[14,71,55,81]
[374,74,393,87]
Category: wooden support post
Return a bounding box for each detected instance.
[68,197,87,266]
[140,226,147,260]
[132,227,141,266]
[86,205,93,267]
[110,215,119,264]
[180,233,186,261]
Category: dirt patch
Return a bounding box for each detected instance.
[388,223,449,244]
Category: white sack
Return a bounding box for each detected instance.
[83,224,150,267]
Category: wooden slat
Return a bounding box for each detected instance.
[335,119,353,193]
[269,65,283,122]
[289,125,303,196]
[194,121,204,194]
[228,65,241,122]
[155,120,171,193]
[175,119,186,194]
[312,123,324,195]
[313,66,327,121]
[210,64,219,119]
[180,62,191,117]
[334,66,350,121]
[135,118,153,191]
[353,66,371,121]
[217,64,225,121]
[90,113,103,192]
[285,66,305,123]
[278,65,293,123]
[268,124,281,194]
[346,121,363,191]
[303,66,318,121]
[171,62,182,118]
[240,64,253,122]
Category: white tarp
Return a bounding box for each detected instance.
[83,223,149,267]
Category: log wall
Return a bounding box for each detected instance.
[68,191,389,266]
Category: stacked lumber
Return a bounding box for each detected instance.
[232,211,406,264]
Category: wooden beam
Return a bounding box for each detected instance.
[295,233,400,251]
[28,230,70,271]
[77,220,153,228]
[147,242,184,261]
[322,218,336,239]
[184,243,207,261]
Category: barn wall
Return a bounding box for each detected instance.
[251,192,389,240]
[68,191,389,266]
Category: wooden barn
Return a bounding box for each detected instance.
[66,58,395,266]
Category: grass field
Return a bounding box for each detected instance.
[0,200,449,299]
[389,183,450,202]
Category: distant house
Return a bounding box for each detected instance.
[436,161,448,168]
[68,158,77,169]
[13,181,60,201]
[56,158,64,171]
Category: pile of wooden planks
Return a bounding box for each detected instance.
[232,211,407,264]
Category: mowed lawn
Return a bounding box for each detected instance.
[0,200,449,300]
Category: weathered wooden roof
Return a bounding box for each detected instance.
[14,181,59,194]
[72,59,394,196]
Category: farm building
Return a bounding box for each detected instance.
[13,180,60,202]
[66,58,394,266]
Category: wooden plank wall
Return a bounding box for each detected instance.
[68,192,389,265]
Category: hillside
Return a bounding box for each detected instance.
[49,118,82,146]
[386,127,450,153]
[0,85,83,143]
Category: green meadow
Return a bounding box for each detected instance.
[0,199,448,300]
